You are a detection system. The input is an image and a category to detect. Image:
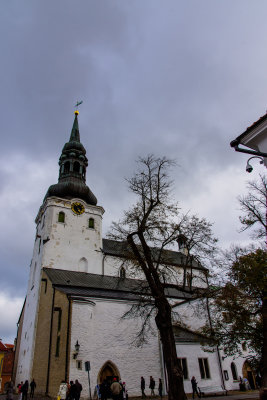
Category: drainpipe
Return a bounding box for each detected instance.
[65,296,71,382]
[46,287,55,395]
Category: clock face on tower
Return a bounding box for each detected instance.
[71,202,85,215]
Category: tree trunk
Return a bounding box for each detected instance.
[261,291,267,388]
[155,298,187,400]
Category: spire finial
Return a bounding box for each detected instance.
[74,100,83,115]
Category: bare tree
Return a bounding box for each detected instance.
[238,174,267,245]
[110,155,218,400]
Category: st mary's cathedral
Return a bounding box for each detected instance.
[13,110,255,398]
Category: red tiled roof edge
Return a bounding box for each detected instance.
[231,112,267,146]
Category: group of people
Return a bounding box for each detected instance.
[58,379,83,400]
[141,376,162,399]
[95,378,127,400]
[5,379,36,400]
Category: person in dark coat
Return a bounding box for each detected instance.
[22,380,29,400]
[30,379,36,398]
[74,380,82,400]
[69,381,77,400]
[191,377,200,399]
[149,376,155,396]
[100,379,109,400]
[6,381,14,400]
[141,377,146,398]
[158,378,163,400]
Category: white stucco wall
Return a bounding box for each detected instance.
[41,197,104,275]
[69,298,163,398]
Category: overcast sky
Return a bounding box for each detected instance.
[1,0,267,343]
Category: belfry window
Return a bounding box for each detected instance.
[64,161,70,173]
[58,212,65,223]
[73,161,80,173]
[89,218,94,229]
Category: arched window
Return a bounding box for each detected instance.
[73,161,80,173]
[231,362,238,381]
[64,161,70,173]
[119,267,126,279]
[78,257,88,273]
[89,218,95,229]
[58,212,65,223]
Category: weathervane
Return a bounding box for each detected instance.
[74,100,83,115]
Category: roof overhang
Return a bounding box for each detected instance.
[230,113,267,167]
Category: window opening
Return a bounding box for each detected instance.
[64,162,70,173]
[89,218,94,229]
[55,336,60,357]
[177,358,188,379]
[58,212,65,223]
[73,161,80,173]
[231,362,238,381]
[198,358,210,379]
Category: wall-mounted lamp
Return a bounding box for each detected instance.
[73,340,80,359]
[246,156,264,173]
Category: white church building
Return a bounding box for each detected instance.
[13,111,255,398]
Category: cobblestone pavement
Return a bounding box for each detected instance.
[0,390,260,400]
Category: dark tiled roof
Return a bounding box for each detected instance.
[102,239,207,271]
[43,268,194,301]
[173,326,212,344]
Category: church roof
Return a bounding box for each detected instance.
[43,268,195,301]
[173,325,213,344]
[102,238,207,271]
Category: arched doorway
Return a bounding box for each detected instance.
[242,360,256,389]
[97,360,121,385]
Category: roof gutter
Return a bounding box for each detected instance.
[230,142,267,158]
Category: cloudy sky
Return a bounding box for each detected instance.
[1,1,267,343]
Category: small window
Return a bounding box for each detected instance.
[76,360,82,370]
[58,212,65,223]
[224,370,229,381]
[89,218,94,229]
[119,267,126,279]
[55,336,60,357]
[242,342,247,351]
[231,362,238,381]
[198,358,210,379]
[178,358,188,379]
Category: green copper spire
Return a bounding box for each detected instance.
[44,110,97,205]
[69,111,80,142]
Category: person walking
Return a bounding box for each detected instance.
[18,382,23,400]
[158,378,162,400]
[100,380,109,400]
[30,379,36,398]
[141,377,146,398]
[191,377,200,399]
[149,376,155,397]
[58,381,68,400]
[74,380,82,400]
[22,380,29,400]
[110,378,121,400]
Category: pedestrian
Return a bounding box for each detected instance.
[141,377,146,398]
[30,379,36,398]
[100,379,109,400]
[6,381,14,400]
[22,380,29,400]
[110,377,121,400]
[121,382,127,400]
[18,382,23,400]
[149,376,155,397]
[158,378,162,400]
[191,377,200,399]
[75,380,82,400]
[58,381,68,400]
[69,381,77,400]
